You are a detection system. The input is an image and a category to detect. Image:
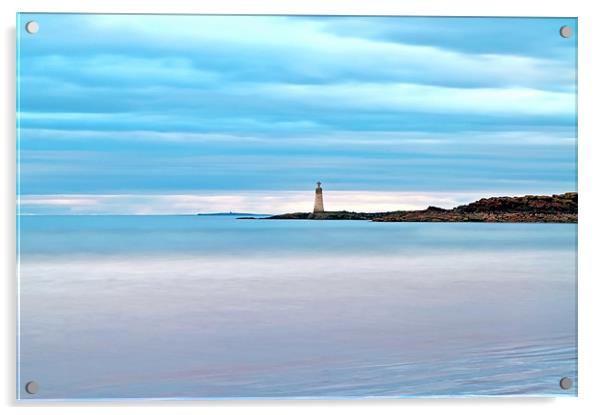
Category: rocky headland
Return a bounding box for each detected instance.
[264,192,577,223]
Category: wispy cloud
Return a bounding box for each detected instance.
[253,82,575,117]
[19,127,576,146]
[80,15,575,90]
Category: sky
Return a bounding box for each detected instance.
[17,14,577,214]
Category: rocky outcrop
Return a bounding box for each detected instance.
[454,192,577,214]
[265,193,577,223]
[266,211,383,220]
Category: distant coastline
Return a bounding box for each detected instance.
[261,192,577,223]
[197,212,267,217]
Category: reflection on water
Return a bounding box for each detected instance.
[18,216,577,399]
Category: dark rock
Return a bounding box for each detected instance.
[265,193,577,223]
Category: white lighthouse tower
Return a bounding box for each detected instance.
[313,181,325,213]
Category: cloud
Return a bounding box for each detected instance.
[252,82,575,117]
[17,14,576,142]
[16,14,577,200]
[18,127,576,146]
[19,15,575,104]
[320,17,577,60]
[79,15,575,90]
[17,126,577,196]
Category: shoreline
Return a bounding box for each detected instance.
[258,192,577,223]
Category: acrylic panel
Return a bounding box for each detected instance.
[16,14,578,400]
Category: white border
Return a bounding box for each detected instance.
[2,1,602,414]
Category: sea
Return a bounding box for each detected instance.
[17,215,577,399]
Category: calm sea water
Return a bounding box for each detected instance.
[17,215,577,399]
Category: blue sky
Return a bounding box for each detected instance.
[17,14,577,214]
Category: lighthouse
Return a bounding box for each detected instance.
[313,181,325,213]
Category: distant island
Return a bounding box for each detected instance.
[197,212,267,217]
[263,192,577,223]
